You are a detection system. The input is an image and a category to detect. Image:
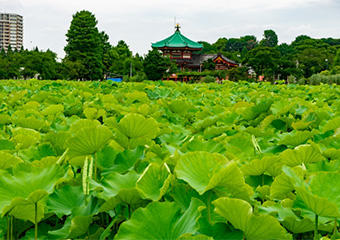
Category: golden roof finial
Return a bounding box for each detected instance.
[175,23,181,31]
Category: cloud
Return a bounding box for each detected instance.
[0,0,23,12]
[1,0,339,57]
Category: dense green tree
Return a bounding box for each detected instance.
[101,31,112,74]
[106,40,135,76]
[292,35,312,44]
[227,66,249,81]
[202,59,216,71]
[245,46,280,78]
[213,38,228,52]
[64,10,104,80]
[260,30,278,47]
[333,48,340,67]
[143,49,170,80]
[292,38,335,77]
[225,36,257,52]
[198,41,216,54]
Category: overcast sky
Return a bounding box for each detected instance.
[1,0,340,58]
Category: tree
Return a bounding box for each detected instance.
[143,49,170,80]
[100,31,112,74]
[64,10,104,80]
[107,40,134,76]
[227,66,249,81]
[198,41,216,54]
[333,48,340,67]
[213,38,228,52]
[225,36,257,52]
[292,35,312,45]
[245,46,280,79]
[260,30,278,47]
[202,59,216,71]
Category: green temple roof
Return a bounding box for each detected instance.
[152,26,203,49]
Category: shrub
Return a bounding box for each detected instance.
[297,78,307,85]
[129,73,147,82]
[287,75,296,84]
[201,75,216,83]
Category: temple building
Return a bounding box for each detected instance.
[152,25,239,72]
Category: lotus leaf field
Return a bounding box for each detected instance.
[0,79,340,240]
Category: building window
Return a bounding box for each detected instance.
[172,51,182,58]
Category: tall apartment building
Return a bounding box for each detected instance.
[0,13,23,51]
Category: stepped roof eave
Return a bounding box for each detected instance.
[152,29,203,49]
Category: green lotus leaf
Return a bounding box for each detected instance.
[0,139,15,150]
[168,99,192,115]
[203,125,231,139]
[183,138,226,154]
[213,197,291,240]
[41,104,64,116]
[270,166,305,200]
[12,127,41,149]
[198,210,244,240]
[158,132,188,146]
[0,151,23,169]
[278,131,313,147]
[170,182,201,210]
[270,101,293,115]
[213,197,252,231]
[0,165,66,222]
[47,185,84,218]
[283,167,340,218]
[117,113,159,139]
[258,203,331,233]
[323,116,340,132]
[45,131,69,155]
[83,107,98,119]
[91,171,139,200]
[136,163,172,201]
[292,120,312,130]
[49,195,100,238]
[192,115,220,131]
[116,113,159,149]
[284,218,315,233]
[210,162,254,200]
[31,156,58,168]
[242,99,272,121]
[49,215,92,239]
[111,146,144,174]
[11,109,45,130]
[0,113,11,125]
[241,156,277,176]
[270,173,295,200]
[175,152,252,199]
[246,215,291,240]
[7,197,45,223]
[66,119,113,157]
[322,148,340,160]
[178,233,213,240]
[115,198,205,240]
[296,172,340,218]
[279,144,325,167]
[225,134,256,160]
[175,151,228,195]
[18,143,57,162]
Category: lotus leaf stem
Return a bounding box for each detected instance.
[34,202,38,240]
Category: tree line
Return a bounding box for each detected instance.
[1,10,340,81]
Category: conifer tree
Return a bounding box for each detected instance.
[64,10,104,80]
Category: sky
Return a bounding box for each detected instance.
[1,0,340,58]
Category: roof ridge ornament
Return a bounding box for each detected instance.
[175,23,181,32]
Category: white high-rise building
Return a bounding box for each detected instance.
[0,13,23,51]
